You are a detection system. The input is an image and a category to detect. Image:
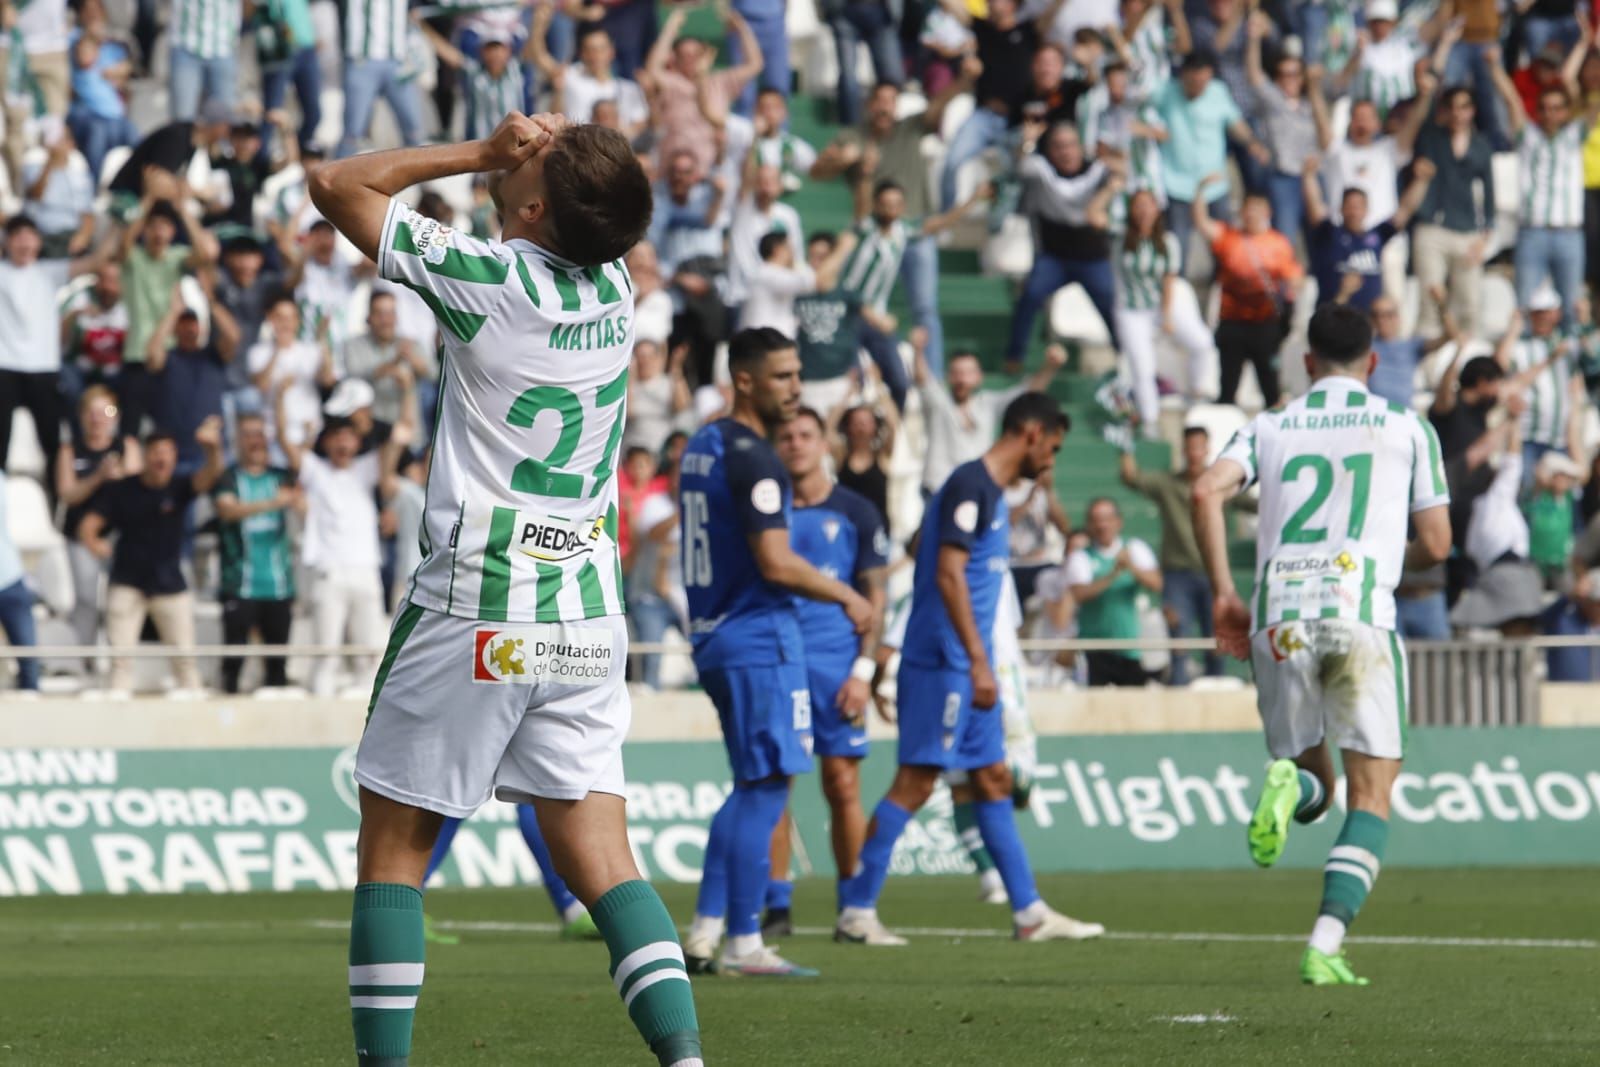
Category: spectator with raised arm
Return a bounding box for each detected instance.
[1243,8,1317,239]
[275,382,411,697]
[56,385,139,650]
[1367,286,1463,408]
[415,23,536,144]
[743,230,817,340]
[1498,291,1585,478]
[1333,0,1447,119]
[146,280,239,472]
[813,68,980,375]
[78,417,226,695]
[247,293,337,451]
[727,162,803,312]
[644,4,763,177]
[1004,122,1121,374]
[1193,172,1302,407]
[1303,153,1435,311]
[1490,15,1595,324]
[213,413,300,693]
[21,120,94,262]
[529,8,648,134]
[916,341,1068,494]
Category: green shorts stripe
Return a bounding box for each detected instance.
[367,602,426,721]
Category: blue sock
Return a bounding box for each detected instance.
[839,799,912,910]
[973,799,1040,912]
[727,781,789,937]
[516,804,580,919]
[423,817,463,884]
[765,878,794,911]
[694,791,737,921]
[1294,769,1327,824]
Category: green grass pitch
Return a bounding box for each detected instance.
[2,869,1595,1065]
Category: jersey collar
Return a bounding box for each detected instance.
[503,236,577,271]
[1306,376,1370,400]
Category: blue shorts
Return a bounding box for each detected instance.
[807,653,868,758]
[896,662,1005,771]
[699,663,814,782]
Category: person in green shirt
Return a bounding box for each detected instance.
[118,166,219,436]
[213,412,300,692]
[1526,449,1584,587]
[1064,497,1163,687]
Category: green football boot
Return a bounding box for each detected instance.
[1248,759,1301,868]
[1301,947,1371,986]
[422,913,459,946]
[560,910,603,941]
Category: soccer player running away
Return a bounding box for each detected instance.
[1191,303,1452,986]
[836,391,1104,945]
[678,328,874,978]
[309,113,704,1066]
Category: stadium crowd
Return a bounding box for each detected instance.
[4,0,1600,696]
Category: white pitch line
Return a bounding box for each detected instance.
[6,918,1594,951]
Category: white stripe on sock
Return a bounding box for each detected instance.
[1328,845,1381,877]
[349,995,419,1010]
[612,941,684,993]
[348,963,424,986]
[622,968,690,1009]
[1324,860,1375,892]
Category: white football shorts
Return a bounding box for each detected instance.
[356,604,631,815]
[1250,618,1407,761]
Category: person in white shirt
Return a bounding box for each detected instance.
[742,232,817,340]
[285,216,369,349]
[727,163,804,308]
[248,294,337,450]
[751,88,817,193]
[529,7,649,137]
[276,389,411,696]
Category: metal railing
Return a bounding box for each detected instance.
[1,636,1596,726]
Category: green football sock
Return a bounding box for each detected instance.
[592,880,702,1066]
[1293,769,1327,823]
[1318,809,1389,929]
[952,800,996,874]
[349,883,425,1067]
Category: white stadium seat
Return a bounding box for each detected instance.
[982,213,1034,278]
[1479,273,1516,339]
[4,410,46,481]
[1048,283,1112,346]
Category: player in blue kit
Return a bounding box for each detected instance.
[420,805,600,943]
[678,328,873,977]
[759,408,890,936]
[836,392,1105,945]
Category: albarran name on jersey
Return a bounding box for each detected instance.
[1279,412,1388,431]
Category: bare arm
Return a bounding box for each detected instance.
[416,19,468,69]
[1191,456,1250,656]
[1308,66,1334,149]
[526,3,562,81]
[750,528,871,629]
[1192,174,1225,244]
[925,55,983,132]
[1492,309,1524,370]
[77,510,114,560]
[1244,9,1268,88]
[1406,506,1453,569]
[1487,50,1527,137]
[724,9,764,83]
[1301,155,1329,227]
[1026,342,1070,391]
[308,114,550,262]
[812,230,858,291]
[920,181,994,236]
[644,6,686,81]
[145,289,185,369]
[1563,10,1593,98]
[1165,0,1193,56]
[208,290,241,362]
[1390,156,1436,230]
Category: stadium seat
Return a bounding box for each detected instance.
[982,212,1034,278]
[1183,403,1249,465]
[1048,283,1113,347]
[6,475,72,616]
[256,162,306,231]
[1489,152,1520,256]
[1327,94,1351,145]
[895,89,929,120]
[4,410,47,481]
[98,145,133,194]
[179,275,210,335]
[937,92,974,145]
[55,273,95,316]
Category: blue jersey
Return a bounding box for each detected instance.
[679,418,803,668]
[901,459,1010,669]
[791,485,889,660]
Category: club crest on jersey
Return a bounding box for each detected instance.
[410,215,454,266]
[823,519,841,543]
[474,630,527,681]
[516,515,605,562]
[1266,625,1305,662]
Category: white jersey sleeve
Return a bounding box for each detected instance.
[378,198,512,344]
[1217,417,1260,487]
[1409,411,1450,514]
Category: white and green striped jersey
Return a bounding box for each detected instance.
[1218,378,1449,634]
[1079,89,1165,200]
[1507,332,1577,447]
[1115,231,1181,311]
[1352,35,1419,119]
[839,217,911,313]
[1518,121,1586,229]
[345,0,410,62]
[1321,0,1361,78]
[170,0,241,59]
[1128,6,1171,97]
[462,58,527,141]
[378,197,635,624]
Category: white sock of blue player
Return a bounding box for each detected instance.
[723,781,790,956]
[515,804,584,924]
[838,799,913,912]
[689,794,735,942]
[972,799,1045,923]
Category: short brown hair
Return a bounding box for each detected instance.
[542,125,653,266]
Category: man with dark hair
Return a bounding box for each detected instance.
[1411,84,1497,339]
[147,284,240,472]
[307,113,700,1067]
[1303,156,1434,312]
[837,389,1103,945]
[761,404,889,937]
[1192,302,1451,986]
[78,418,227,695]
[679,328,872,977]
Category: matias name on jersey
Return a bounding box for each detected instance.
[549,313,630,352]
